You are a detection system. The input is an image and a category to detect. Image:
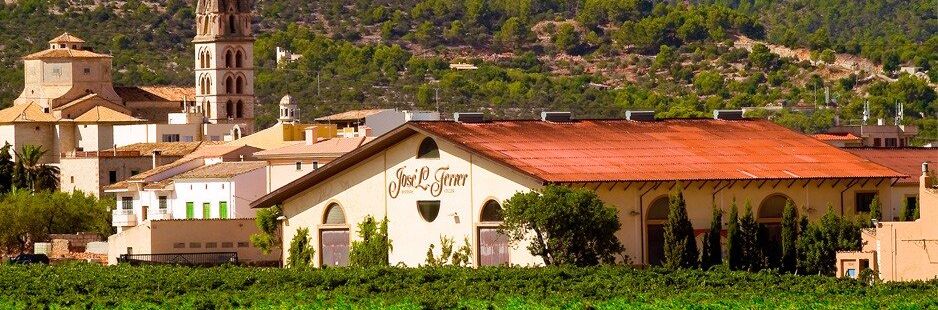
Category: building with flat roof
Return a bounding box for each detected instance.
[843,148,938,221]
[253,113,904,267]
[837,165,938,281]
[315,109,440,137]
[254,129,373,192]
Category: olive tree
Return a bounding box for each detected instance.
[502,185,624,266]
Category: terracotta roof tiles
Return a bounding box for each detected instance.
[174,161,266,179]
[72,106,142,123]
[0,103,59,123]
[412,119,902,182]
[22,48,110,60]
[844,148,938,185]
[254,136,373,158]
[115,86,195,102]
[315,109,389,121]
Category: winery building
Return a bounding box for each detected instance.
[253,113,903,267]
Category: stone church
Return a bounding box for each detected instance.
[0,0,257,163]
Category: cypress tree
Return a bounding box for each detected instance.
[726,198,742,270]
[663,189,698,269]
[914,200,921,220]
[899,198,910,221]
[780,199,798,273]
[739,200,762,271]
[701,203,722,269]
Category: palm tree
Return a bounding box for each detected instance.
[13,145,59,192]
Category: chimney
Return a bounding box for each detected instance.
[541,111,573,122]
[454,112,485,123]
[877,118,885,126]
[626,111,656,121]
[713,110,744,120]
[305,127,318,146]
[151,150,161,169]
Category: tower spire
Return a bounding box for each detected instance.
[194,0,255,134]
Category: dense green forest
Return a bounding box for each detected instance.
[0,0,934,137]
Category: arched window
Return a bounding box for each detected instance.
[235,76,243,94]
[225,100,234,118]
[646,196,670,265]
[228,15,236,34]
[323,203,346,225]
[480,200,503,222]
[759,194,791,222]
[225,50,233,68]
[417,137,440,159]
[236,100,244,118]
[225,76,233,94]
[759,194,795,268]
[417,200,440,222]
[232,127,241,139]
[235,50,243,68]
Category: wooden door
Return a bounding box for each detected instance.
[478,227,509,266]
[320,229,350,267]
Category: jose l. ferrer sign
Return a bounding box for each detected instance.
[388,166,468,198]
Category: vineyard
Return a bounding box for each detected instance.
[2,263,938,309]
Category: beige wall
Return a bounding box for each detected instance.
[60,155,178,197]
[279,132,896,267]
[107,218,280,265]
[16,58,121,109]
[266,158,333,192]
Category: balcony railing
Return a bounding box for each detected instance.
[112,209,137,227]
[118,252,239,266]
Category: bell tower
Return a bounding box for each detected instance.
[194,0,255,134]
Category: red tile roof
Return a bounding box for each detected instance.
[253,118,905,208]
[813,132,862,141]
[413,119,903,183]
[843,148,938,185]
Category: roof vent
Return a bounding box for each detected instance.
[453,112,485,123]
[541,111,573,122]
[713,110,744,120]
[626,111,656,121]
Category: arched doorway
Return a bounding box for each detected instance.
[478,200,508,266]
[758,194,794,267]
[320,203,350,267]
[646,196,670,265]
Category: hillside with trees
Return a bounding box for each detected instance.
[0,0,934,138]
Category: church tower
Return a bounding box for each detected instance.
[194,0,255,134]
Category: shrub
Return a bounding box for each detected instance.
[502,185,624,266]
[663,189,697,269]
[349,216,393,267]
[287,227,315,269]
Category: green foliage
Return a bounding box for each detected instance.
[12,145,59,192]
[349,216,392,267]
[287,227,315,269]
[552,23,580,55]
[726,199,741,270]
[739,201,762,271]
[796,206,862,275]
[663,189,698,269]
[502,185,624,266]
[0,143,12,195]
[0,190,112,253]
[4,264,938,308]
[869,195,882,221]
[701,203,722,269]
[819,49,836,64]
[250,206,282,254]
[425,236,472,267]
[900,198,920,221]
[748,43,776,69]
[781,200,798,273]
[693,70,724,96]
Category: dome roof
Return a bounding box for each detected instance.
[279,94,296,106]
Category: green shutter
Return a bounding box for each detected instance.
[203,203,211,219]
[186,202,194,219]
[219,202,228,219]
